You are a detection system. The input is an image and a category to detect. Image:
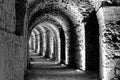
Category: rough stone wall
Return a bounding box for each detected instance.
[97,5,120,80]
[0,0,27,80]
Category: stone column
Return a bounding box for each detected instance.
[97,5,120,80]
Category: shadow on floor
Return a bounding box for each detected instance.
[25,55,100,80]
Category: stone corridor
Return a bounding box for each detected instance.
[0,0,120,80]
[25,52,99,80]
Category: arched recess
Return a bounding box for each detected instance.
[27,0,94,70]
[32,29,40,54]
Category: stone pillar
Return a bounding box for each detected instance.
[97,6,120,80]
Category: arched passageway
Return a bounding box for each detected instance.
[1,0,120,80]
[25,0,100,80]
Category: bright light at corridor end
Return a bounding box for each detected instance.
[81,49,85,71]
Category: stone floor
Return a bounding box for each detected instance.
[25,55,100,80]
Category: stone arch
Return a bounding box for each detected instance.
[27,0,95,70]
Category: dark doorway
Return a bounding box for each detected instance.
[60,29,66,64]
[85,10,99,72]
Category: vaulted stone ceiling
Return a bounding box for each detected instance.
[27,0,94,27]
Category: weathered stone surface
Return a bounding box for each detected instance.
[0,0,27,80]
[97,7,120,80]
